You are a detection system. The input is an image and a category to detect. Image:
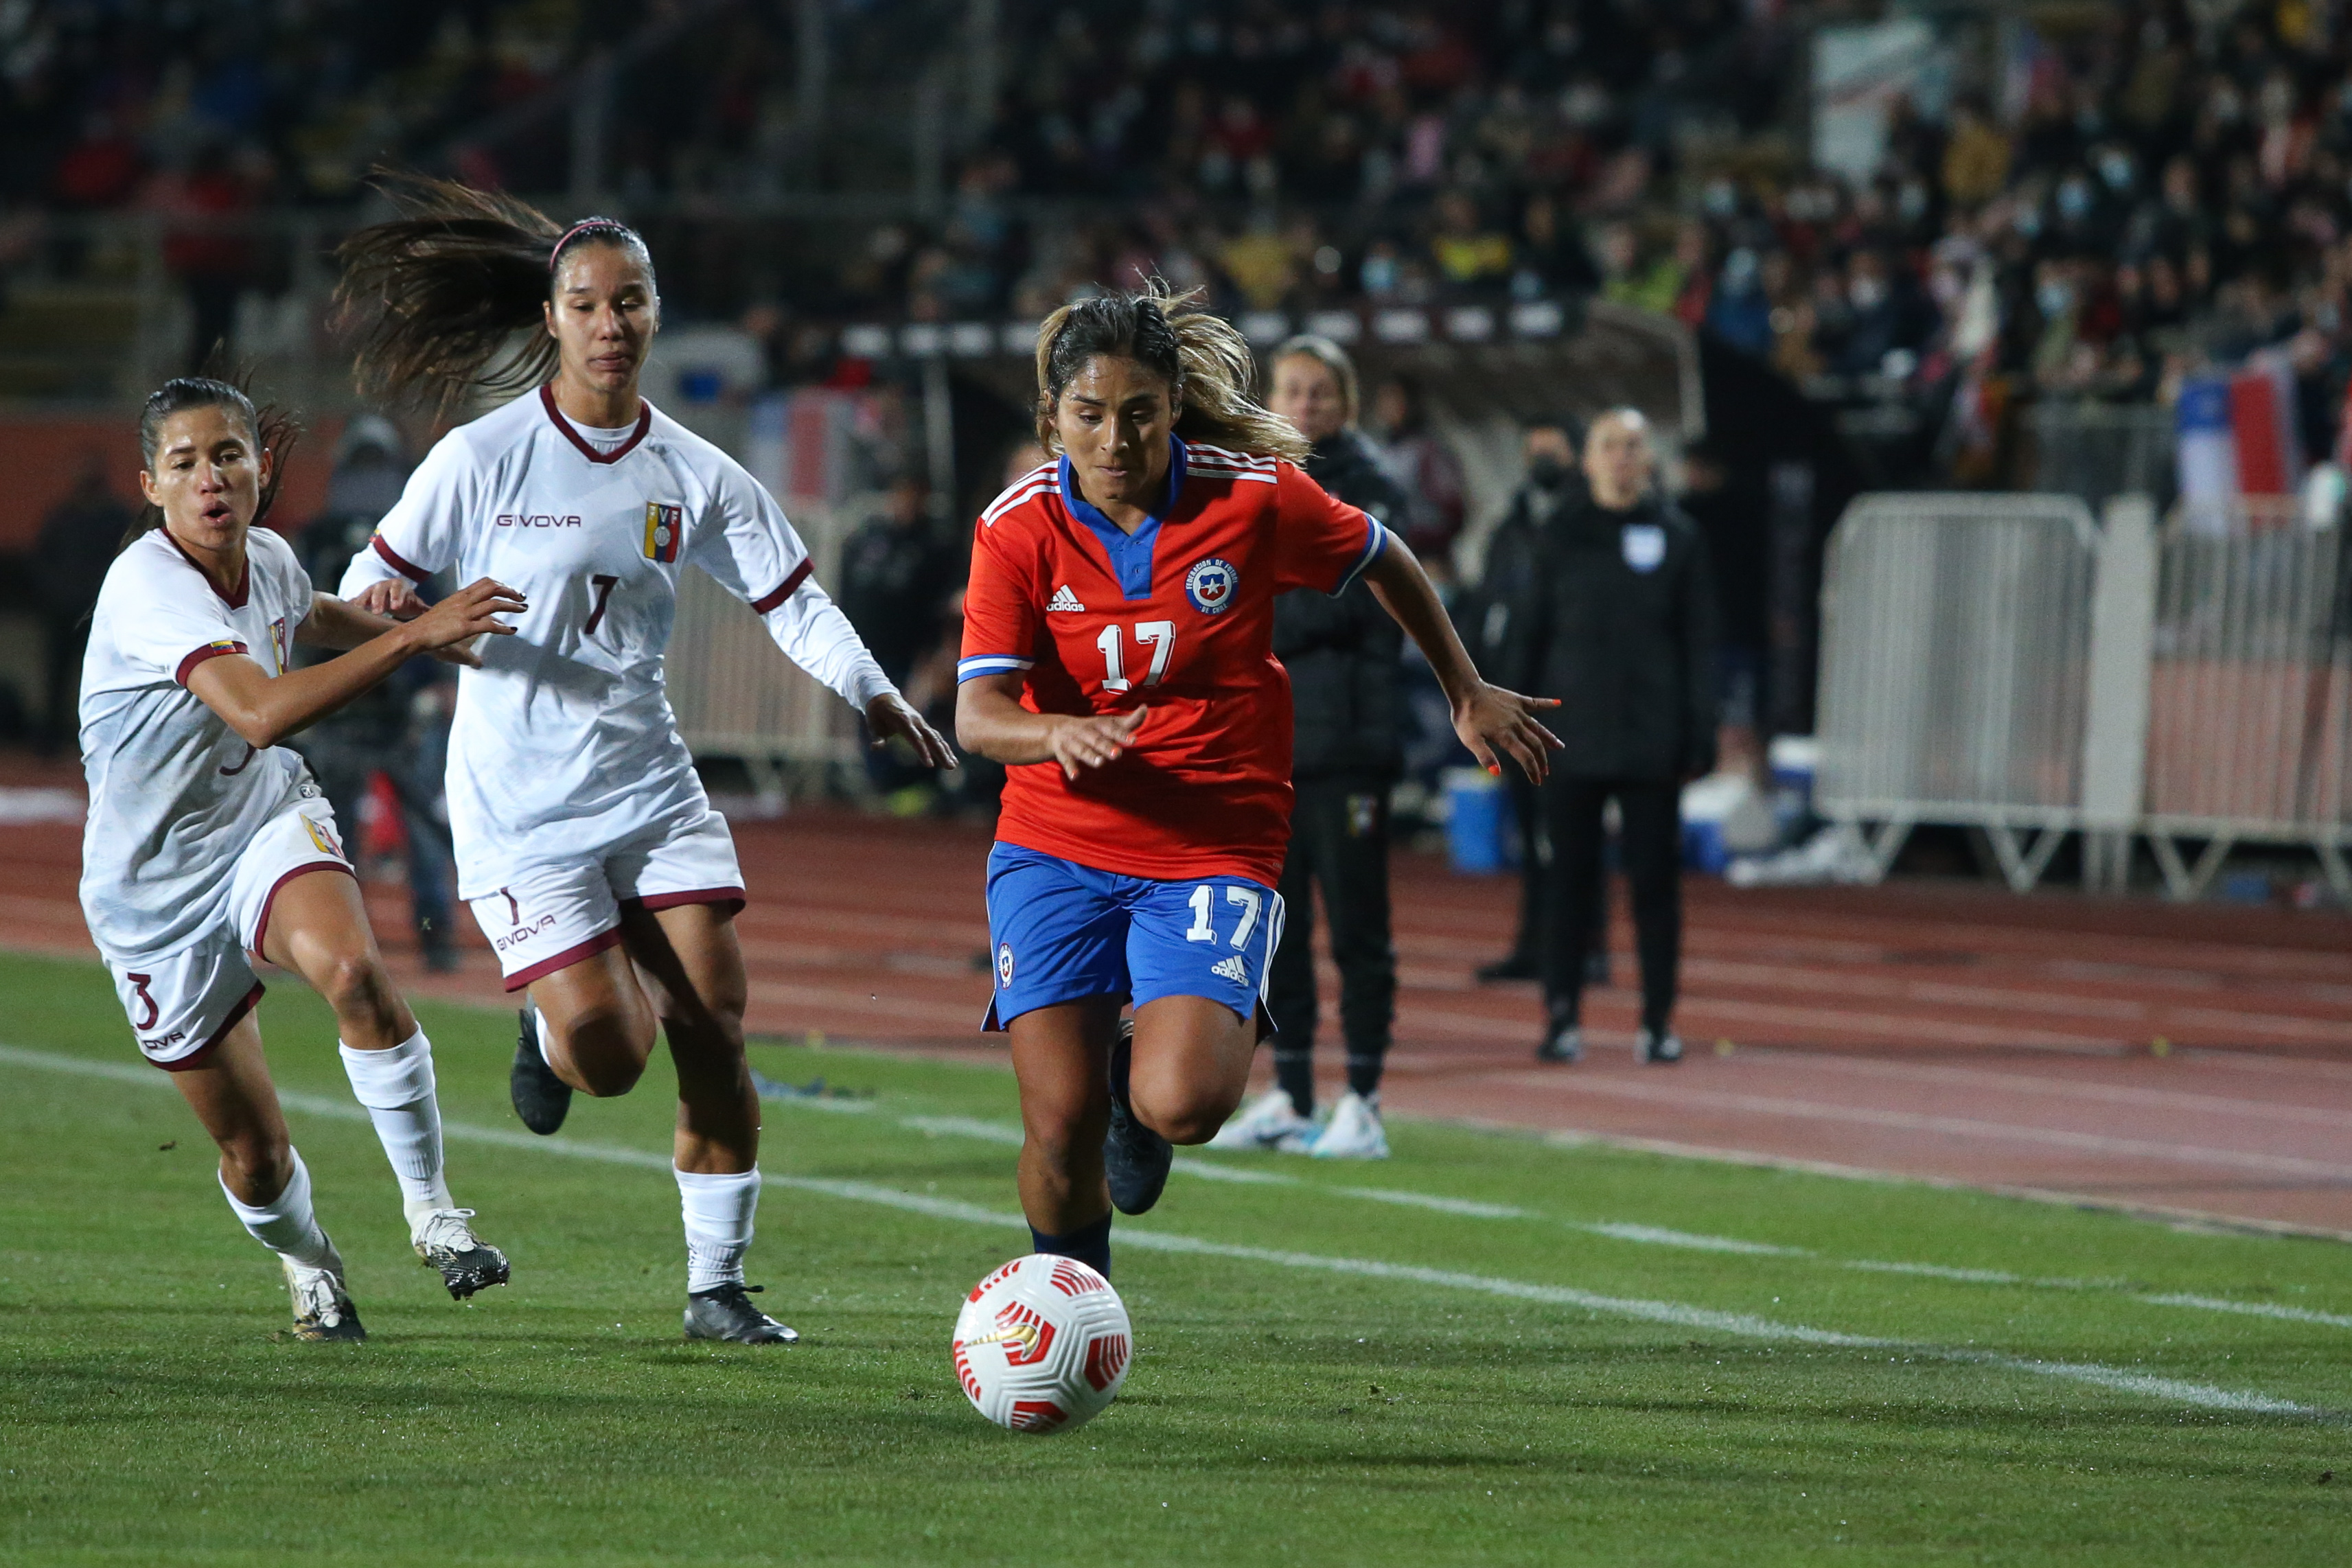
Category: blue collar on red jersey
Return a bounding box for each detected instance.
[1058,437,1188,601]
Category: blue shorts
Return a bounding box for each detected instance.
[982,844,1285,1034]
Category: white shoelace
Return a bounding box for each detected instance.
[413,1208,481,1254]
[286,1262,347,1326]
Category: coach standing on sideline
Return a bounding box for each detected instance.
[1210,336,1411,1159]
[1468,415,1588,986]
[1490,409,1716,1066]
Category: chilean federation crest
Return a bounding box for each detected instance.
[644,503,684,563]
[1184,556,1238,614]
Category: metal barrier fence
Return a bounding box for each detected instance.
[662,501,866,805]
[1817,491,2352,898]
[2143,507,2352,895]
[1816,494,2099,890]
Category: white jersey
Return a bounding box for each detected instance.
[79,527,315,958]
[340,386,893,897]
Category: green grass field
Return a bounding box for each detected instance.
[1,948,2347,1565]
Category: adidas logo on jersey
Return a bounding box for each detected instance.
[1210,954,1250,984]
[1046,585,1086,612]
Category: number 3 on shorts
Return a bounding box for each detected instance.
[1184,884,1262,949]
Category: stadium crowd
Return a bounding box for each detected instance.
[8,0,2351,474]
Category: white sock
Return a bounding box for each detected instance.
[219,1148,336,1269]
[676,1165,761,1293]
[338,1028,455,1227]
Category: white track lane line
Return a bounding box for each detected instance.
[1752,1053,2352,1129]
[0,1043,2323,1418]
[1488,1072,2352,1181]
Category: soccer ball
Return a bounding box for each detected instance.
[952,1254,1132,1433]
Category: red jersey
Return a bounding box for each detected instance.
[959,438,1388,885]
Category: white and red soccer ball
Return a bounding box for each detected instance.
[952,1254,1132,1433]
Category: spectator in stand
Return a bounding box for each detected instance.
[288,417,463,971]
[1429,189,1513,294]
[1511,192,1600,299]
[149,141,266,372]
[1485,410,1716,1067]
[1468,415,1609,990]
[1212,336,1411,1160]
[33,454,132,754]
[1365,374,1466,569]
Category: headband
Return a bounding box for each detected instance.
[550,219,622,270]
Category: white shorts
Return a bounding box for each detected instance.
[467,807,744,991]
[104,799,354,1071]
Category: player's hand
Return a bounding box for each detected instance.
[866,691,958,770]
[401,577,527,668]
[353,578,428,621]
[1046,707,1146,779]
[1453,683,1562,784]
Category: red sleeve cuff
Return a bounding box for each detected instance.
[370,533,430,584]
[750,557,815,614]
[174,641,249,687]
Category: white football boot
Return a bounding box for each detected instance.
[1206,1087,1315,1151]
[411,1208,512,1300]
[1308,1090,1390,1160]
[283,1243,366,1342]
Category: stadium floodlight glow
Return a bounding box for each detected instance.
[1304,309,1362,343]
[1445,305,1495,342]
[1240,310,1291,345]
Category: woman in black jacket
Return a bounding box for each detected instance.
[1489,409,1717,1065]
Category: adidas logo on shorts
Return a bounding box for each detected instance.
[1210,954,1250,984]
[1046,584,1086,612]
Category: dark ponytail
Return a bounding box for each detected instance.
[332,173,656,407]
[1033,280,1309,463]
[124,375,302,551]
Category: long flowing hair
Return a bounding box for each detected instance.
[332,173,654,408]
[1033,281,1309,463]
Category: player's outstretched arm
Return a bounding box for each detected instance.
[1361,535,1563,783]
[187,578,526,749]
[956,672,1146,781]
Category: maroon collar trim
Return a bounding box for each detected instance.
[160,527,251,609]
[540,382,653,465]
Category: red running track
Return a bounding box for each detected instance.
[4,762,2347,1240]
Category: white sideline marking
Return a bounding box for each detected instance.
[0,1043,2325,1420]
[1335,1187,1530,1219]
[2139,1293,2352,1330]
[786,1101,2352,1329]
[901,1114,1023,1145]
[1582,1223,1803,1256]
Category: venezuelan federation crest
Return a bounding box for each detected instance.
[644,503,683,562]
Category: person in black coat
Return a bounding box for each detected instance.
[1209,334,1411,1159]
[1488,409,1717,1065]
[1466,415,1608,989]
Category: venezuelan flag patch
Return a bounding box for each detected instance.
[644,503,683,563]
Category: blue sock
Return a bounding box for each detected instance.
[1029,1214,1112,1278]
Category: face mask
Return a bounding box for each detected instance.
[1527,455,1569,489]
[1849,275,1888,310]
[2038,280,2075,317]
[2057,179,2093,221]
